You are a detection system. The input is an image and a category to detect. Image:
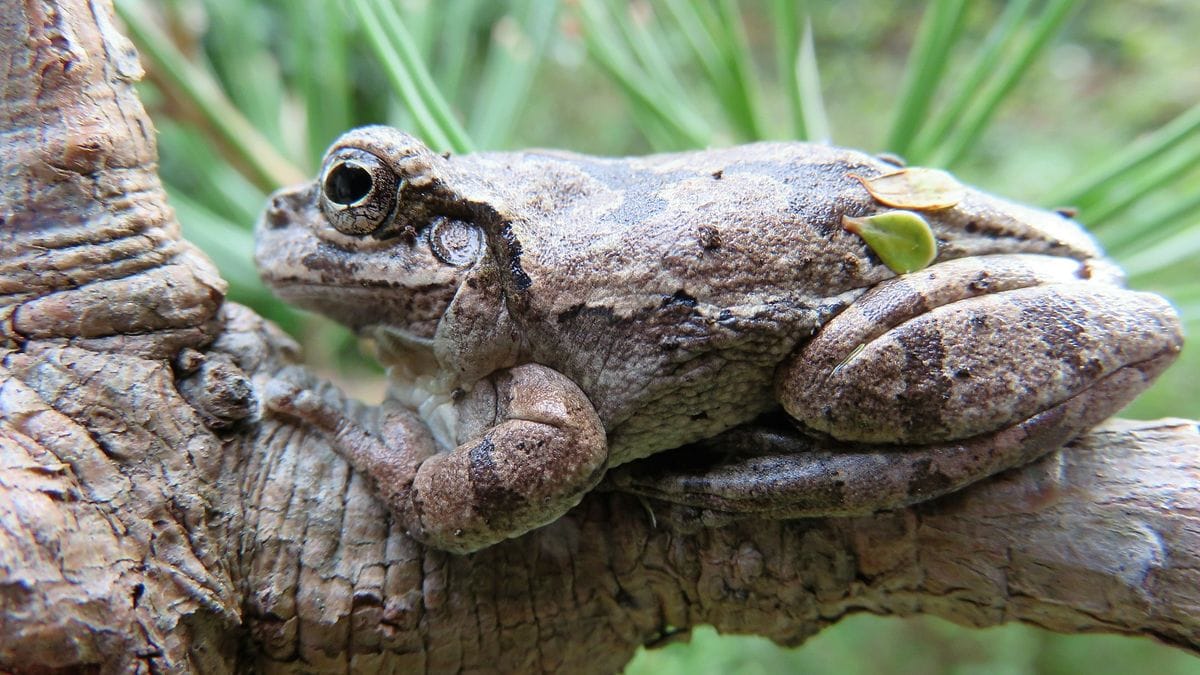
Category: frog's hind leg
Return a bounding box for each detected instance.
[776,254,1182,448]
[610,253,1182,519]
[605,359,1162,519]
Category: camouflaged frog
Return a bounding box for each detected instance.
[255,126,1182,553]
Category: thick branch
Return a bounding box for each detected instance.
[0,1,1196,673]
[232,411,1200,672]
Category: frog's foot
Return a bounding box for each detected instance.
[264,364,608,554]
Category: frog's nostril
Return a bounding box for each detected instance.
[265,195,291,228]
[325,162,373,205]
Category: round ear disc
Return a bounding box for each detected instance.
[428,217,483,267]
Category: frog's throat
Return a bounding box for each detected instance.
[372,325,460,451]
[372,325,436,368]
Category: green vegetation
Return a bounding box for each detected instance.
[116,0,1200,671]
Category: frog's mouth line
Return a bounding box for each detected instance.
[266,282,447,343]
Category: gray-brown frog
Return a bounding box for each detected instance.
[255,126,1182,553]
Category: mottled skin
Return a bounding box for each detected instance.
[255,126,1182,553]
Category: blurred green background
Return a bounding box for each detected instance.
[118,0,1199,671]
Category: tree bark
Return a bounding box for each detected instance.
[1,1,1197,673]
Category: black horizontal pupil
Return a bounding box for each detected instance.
[325,163,373,205]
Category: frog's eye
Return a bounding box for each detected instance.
[428,217,483,267]
[319,149,399,235]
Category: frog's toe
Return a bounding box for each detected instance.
[777,259,1183,445]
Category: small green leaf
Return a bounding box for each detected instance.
[851,168,965,211]
[843,210,938,274]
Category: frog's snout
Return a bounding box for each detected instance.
[259,183,318,232]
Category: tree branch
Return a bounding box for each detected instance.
[1,1,1196,672]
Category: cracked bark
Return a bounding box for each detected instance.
[1,1,1197,672]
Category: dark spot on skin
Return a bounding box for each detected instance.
[372,224,418,243]
[967,273,992,292]
[689,411,709,421]
[556,302,626,328]
[711,169,724,180]
[963,220,980,233]
[1054,206,1079,218]
[468,437,524,517]
[466,276,479,289]
[954,368,971,380]
[897,323,950,432]
[711,159,879,238]
[300,248,360,275]
[442,151,452,160]
[615,589,638,608]
[907,457,954,500]
[717,309,736,325]
[1076,262,1094,280]
[499,223,533,291]
[662,289,698,308]
[697,225,722,251]
[451,388,465,402]
[557,302,586,324]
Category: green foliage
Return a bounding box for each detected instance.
[116,0,1200,670]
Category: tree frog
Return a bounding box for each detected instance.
[255,126,1182,553]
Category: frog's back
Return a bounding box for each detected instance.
[449,142,1102,462]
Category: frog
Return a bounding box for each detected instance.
[255,125,1183,554]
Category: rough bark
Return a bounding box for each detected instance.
[1,1,1197,673]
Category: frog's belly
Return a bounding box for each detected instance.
[599,352,784,465]
[539,298,849,464]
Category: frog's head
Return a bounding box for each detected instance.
[255,127,497,349]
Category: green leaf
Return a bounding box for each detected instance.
[1045,101,1200,208]
[431,0,487,107]
[350,0,474,153]
[167,186,277,309]
[576,0,711,149]
[1080,134,1200,226]
[286,1,354,166]
[659,0,763,140]
[795,19,832,143]
[885,0,969,156]
[843,211,938,274]
[851,168,966,210]
[713,0,768,139]
[469,1,559,148]
[1101,188,1200,256]
[931,0,1080,167]
[1123,219,1200,280]
[906,0,1033,164]
[116,0,306,191]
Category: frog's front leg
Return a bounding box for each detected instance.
[613,253,1182,517]
[266,363,607,553]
